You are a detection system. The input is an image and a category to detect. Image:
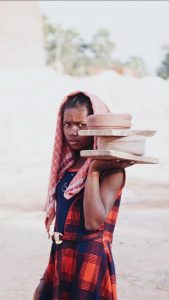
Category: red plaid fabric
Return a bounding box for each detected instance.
[42,190,124,300]
[60,248,78,281]
[78,253,102,291]
[44,91,110,231]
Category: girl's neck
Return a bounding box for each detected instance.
[72,156,87,168]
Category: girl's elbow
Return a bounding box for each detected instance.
[85,216,105,231]
[85,222,99,231]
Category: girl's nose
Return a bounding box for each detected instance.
[74,131,78,135]
[71,130,78,136]
[69,125,78,136]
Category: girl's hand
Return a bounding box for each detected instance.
[45,217,51,238]
[89,159,135,173]
[45,216,49,229]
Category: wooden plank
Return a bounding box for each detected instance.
[80,149,159,164]
[78,129,156,137]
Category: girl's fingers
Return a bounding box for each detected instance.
[91,159,135,171]
[120,160,135,168]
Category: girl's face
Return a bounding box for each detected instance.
[63,106,93,151]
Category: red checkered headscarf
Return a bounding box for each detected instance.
[45,91,110,231]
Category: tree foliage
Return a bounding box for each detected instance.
[90,29,115,67]
[124,56,147,77]
[157,51,169,79]
[43,16,146,77]
[43,17,115,76]
[44,19,86,75]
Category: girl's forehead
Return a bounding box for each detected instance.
[63,106,88,120]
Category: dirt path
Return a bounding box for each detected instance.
[0,204,169,300]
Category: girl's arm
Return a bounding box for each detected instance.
[83,160,126,231]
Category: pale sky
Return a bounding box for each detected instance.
[39,1,169,74]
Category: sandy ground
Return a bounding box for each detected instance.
[0,181,169,300]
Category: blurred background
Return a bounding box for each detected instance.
[0,1,169,300]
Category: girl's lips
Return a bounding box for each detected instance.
[68,139,79,144]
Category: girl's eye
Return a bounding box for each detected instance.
[63,122,86,128]
[63,123,69,127]
[78,123,86,128]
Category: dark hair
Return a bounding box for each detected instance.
[62,92,93,116]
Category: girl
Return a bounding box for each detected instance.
[34,91,133,300]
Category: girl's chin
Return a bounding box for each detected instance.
[68,143,81,151]
[68,141,93,151]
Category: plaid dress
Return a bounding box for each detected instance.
[40,168,124,300]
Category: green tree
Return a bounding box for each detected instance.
[43,17,149,77]
[90,28,115,68]
[124,56,147,77]
[43,17,116,76]
[157,52,169,79]
[44,17,87,75]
